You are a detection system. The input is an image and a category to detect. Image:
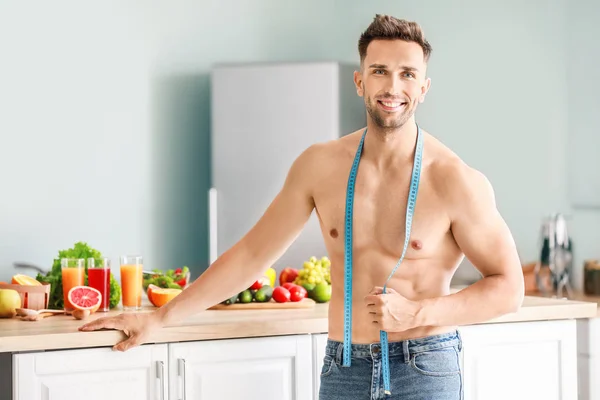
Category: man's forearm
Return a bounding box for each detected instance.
[154,241,268,326]
[416,274,524,327]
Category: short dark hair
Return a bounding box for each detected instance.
[358,15,432,64]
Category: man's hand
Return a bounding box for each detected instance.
[79,312,163,352]
[364,286,422,333]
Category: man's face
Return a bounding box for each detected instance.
[354,39,431,132]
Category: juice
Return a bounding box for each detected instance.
[120,263,142,310]
[61,261,84,312]
[88,267,110,312]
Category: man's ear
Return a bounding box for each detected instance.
[419,77,431,103]
[354,70,364,97]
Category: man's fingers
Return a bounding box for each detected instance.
[79,317,121,332]
[112,335,139,352]
[369,286,384,295]
[364,294,384,306]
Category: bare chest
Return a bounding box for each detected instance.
[313,163,451,261]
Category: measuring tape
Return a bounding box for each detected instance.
[343,123,424,396]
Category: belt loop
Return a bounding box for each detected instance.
[403,340,410,363]
[336,341,344,365]
[456,329,463,351]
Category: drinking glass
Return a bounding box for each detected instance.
[87,257,111,312]
[120,255,143,311]
[61,258,84,312]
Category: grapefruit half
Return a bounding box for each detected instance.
[68,286,102,313]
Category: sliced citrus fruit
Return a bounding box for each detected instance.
[68,286,102,313]
[146,284,160,304]
[11,274,42,286]
[149,288,181,307]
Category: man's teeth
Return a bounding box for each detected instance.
[381,101,402,107]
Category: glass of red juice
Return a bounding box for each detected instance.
[87,257,111,312]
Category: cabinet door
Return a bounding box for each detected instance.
[13,344,168,400]
[460,320,577,400]
[311,333,328,399]
[169,335,312,400]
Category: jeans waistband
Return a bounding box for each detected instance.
[325,329,462,363]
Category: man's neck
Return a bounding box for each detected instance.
[362,118,419,170]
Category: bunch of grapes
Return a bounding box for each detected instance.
[295,256,331,287]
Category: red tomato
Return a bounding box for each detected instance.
[289,286,307,302]
[282,282,296,291]
[272,286,291,303]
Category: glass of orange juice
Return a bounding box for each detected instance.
[61,258,84,312]
[120,255,143,311]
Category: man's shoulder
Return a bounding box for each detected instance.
[298,128,364,163]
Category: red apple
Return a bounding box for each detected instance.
[279,267,298,286]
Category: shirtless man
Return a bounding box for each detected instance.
[81,14,524,400]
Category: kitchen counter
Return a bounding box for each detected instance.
[0,294,597,353]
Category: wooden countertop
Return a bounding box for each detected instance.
[0,295,597,354]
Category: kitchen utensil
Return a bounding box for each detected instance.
[15,308,64,317]
[536,213,574,297]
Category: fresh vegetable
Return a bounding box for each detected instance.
[143,266,190,290]
[289,285,307,302]
[272,286,291,303]
[249,276,270,291]
[35,242,121,310]
[254,285,273,302]
[239,289,253,303]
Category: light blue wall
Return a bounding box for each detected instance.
[0,1,596,290]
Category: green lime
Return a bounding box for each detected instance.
[310,282,331,303]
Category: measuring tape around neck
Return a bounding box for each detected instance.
[343,123,424,396]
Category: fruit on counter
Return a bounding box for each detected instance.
[68,286,102,313]
[222,293,239,305]
[35,241,121,310]
[143,266,190,291]
[249,276,270,291]
[272,286,291,303]
[0,289,21,318]
[309,281,332,303]
[11,274,42,286]
[265,267,276,287]
[147,287,182,307]
[279,267,299,286]
[288,285,308,302]
[239,289,253,303]
[72,309,91,320]
[254,285,274,303]
[220,284,275,305]
[294,256,331,287]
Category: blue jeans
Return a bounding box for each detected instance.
[319,330,463,400]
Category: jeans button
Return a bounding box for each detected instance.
[372,346,380,354]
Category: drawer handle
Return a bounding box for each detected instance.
[156,361,165,400]
[178,358,187,400]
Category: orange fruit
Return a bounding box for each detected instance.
[149,288,181,307]
[11,274,41,286]
[68,286,102,313]
[146,284,160,303]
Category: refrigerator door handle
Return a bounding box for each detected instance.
[209,187,218,264]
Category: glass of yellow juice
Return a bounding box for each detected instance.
[61,258,84,312]
[120,255,143,311]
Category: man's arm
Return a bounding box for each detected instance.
[416,162,525,327]
[156,146,317,326]
[80,144,318,347]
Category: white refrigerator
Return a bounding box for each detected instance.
[209,62,366,274]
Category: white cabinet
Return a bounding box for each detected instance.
[460,319,578,400]
[577,317,600,400]
[311,333,328,399]
[12,344,168,400]
[169,335,313,400]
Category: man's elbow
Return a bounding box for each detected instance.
[503,273,525,314]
